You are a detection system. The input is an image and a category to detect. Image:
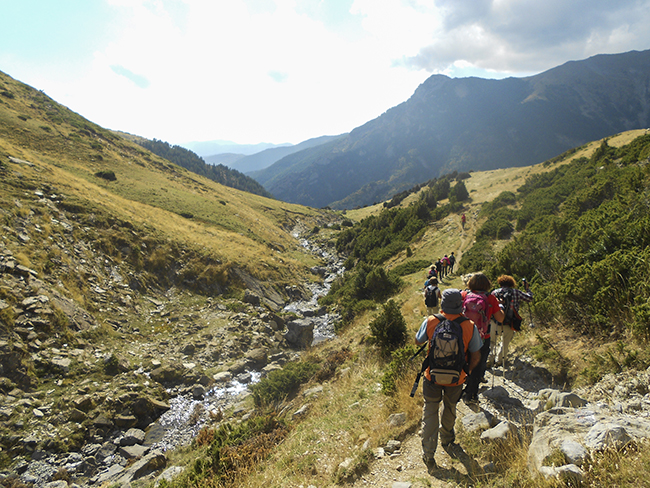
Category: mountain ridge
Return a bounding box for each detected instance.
[253,49,650,209]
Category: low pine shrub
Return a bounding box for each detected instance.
[250,361,320,407]
[369,300,407,356]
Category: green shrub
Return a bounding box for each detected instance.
[369,300,407,355]
[390,259,430,277]
[460,133,650,340]
[476,216,514,240]
[381,345,420,395]
[250,361,320,407]
[186,414,289,486]
[95,170,116,181]
[449,180,469,202]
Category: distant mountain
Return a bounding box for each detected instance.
[131,138,274,199]
[181,140,291,158]
[204,153,246,166]
[254,49,650,209]
[230,135,343,174]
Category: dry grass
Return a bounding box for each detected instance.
[235,130,650,487]
[0,71,328,287]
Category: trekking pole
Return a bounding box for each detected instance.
[502,329,507,380]
[408,343,428,397]
[527,302,534,328]
[410,371,422,398]
[491,325,497,390]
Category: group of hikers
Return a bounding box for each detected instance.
[417,265,533,473]
[425,253,455,284]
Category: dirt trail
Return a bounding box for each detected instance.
[352,357,545,487]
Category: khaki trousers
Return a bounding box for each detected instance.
[494,324,515,364]
[420,378,464,458]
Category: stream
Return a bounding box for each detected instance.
[147,231,345,452]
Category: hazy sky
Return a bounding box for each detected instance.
[2,0,649,146]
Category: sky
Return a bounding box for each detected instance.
[2,0,650,147]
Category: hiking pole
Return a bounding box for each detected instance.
[502,329,507,380]
[410,371,422,397]
[527,302,534,328]
[491,323,498,390]
[522,278,534,328]
[409,343,428,397]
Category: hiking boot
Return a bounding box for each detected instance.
[463,395,480,411]
[442,442,463,459]
[422,455,438,473]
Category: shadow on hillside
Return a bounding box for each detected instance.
[476,357,555,424]
[430,443,486,485]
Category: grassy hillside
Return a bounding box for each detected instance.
[0,70,329,288]
[149,130,650,488]
[3,63,650,487]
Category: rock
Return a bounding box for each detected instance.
[119,444,149,459]
[392,482,411,488]
[228,359,248,375]
[120,428,146,446]
[213,371,232,383]
[73,395,93,412]
[483,462,496,473]
[462,411,496,433]
[373,447,385,458]
[192,385,206,399]
[303,385,323,398]
[115,450,166,485]
[388,412,407,427]
[482,386,526,408]
[384,440,401,453]
[50,357,71,373]
[44,481,68,488]
[480,421,518,443]
[93,414,114,432]
[243,289,261,306]
[245,347,268,368]
[150,365,186,386]
[156,466,185,484]
[560,439,588,466]
[284,318,314,349]
[584,423,632,450]
[293,404,310,419]
[93,464,125,485]
[96,442,117,460]
[115,414,138,428]
[338,457,353,470]
[539,464,584,484]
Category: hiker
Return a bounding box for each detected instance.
[434,259,442,281]
[461,273,504,405]
[423,278,442,315]
[461,213,466,229]
[491,275,533,367]
[441,255,450,277]
[415,289,481,472]
[427,265,437,280]
[448,252,456,273]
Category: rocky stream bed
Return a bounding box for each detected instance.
[0,226,345,487]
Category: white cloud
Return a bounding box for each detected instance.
[5,0,650,145]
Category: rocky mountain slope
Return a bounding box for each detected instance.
[2,66,650,488]
[0,68,344,486]
[254,49,650,209]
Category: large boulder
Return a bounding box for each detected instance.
[283,318,314,349]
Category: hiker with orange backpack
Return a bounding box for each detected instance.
[415,289,481,473]
[460,273,504,405]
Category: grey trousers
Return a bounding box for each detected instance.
[420,378,464,458]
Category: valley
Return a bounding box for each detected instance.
[2,62,650,488]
